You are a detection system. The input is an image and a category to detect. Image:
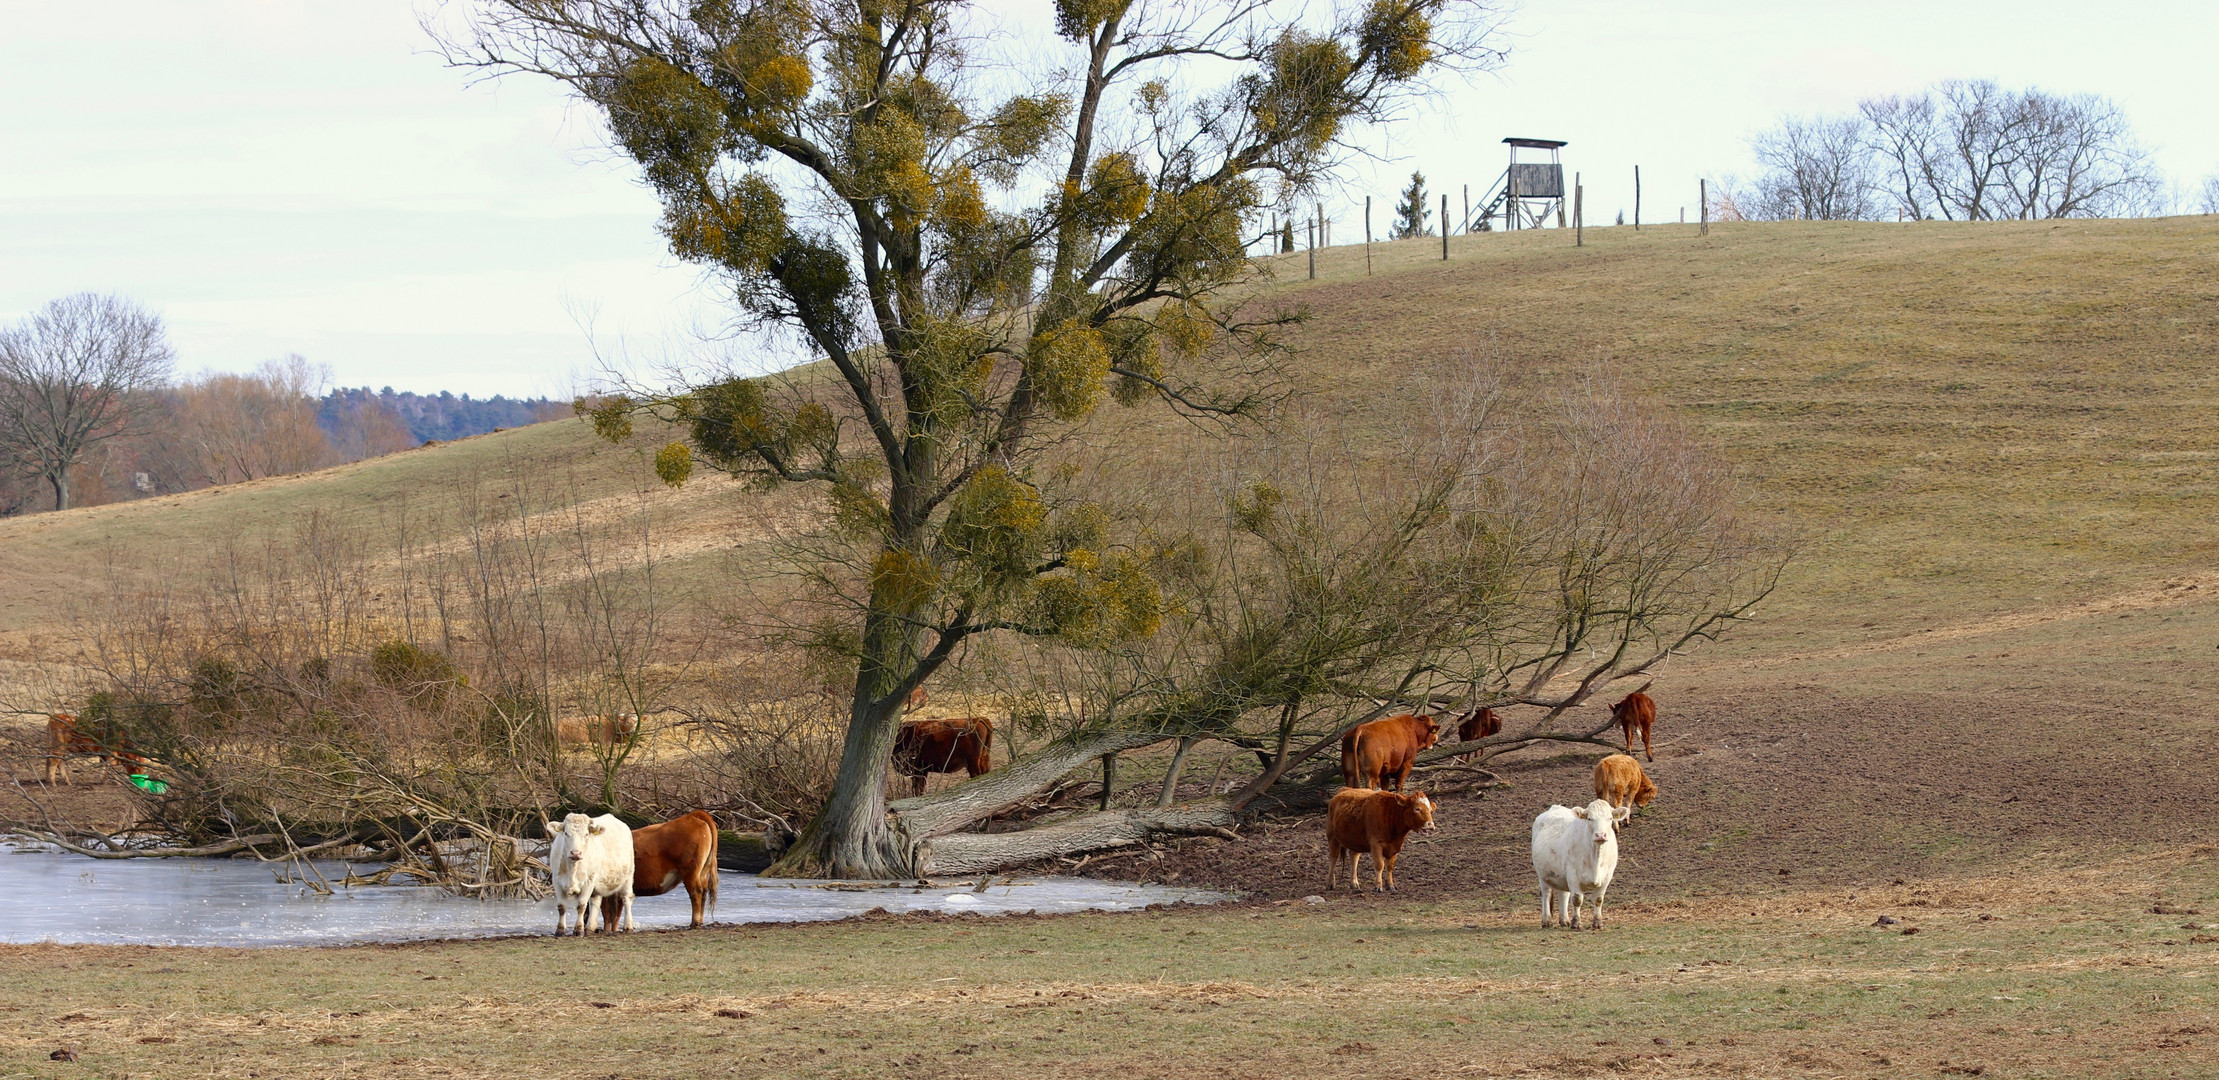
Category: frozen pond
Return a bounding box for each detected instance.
[0,845,1225,947]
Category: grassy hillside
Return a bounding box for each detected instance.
[7,217,2212,674]
[1250,216,2219,665]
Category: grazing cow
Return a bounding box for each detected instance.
[1591,754,1657,823]
[44,714,152,785]
[1339,714,1440,791]
[892,717,993,796]
[600,810,720,930]
[1611,682,1656,761]
[1325,787,1438,893]
[1454,706,1502,761]
[554,713,639,748]
[1531,799,1621,929]
[547,813,635,936]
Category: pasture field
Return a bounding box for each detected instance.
[2,847,2217,1079]
[5,218,2219,1077]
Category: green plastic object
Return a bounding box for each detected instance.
[127,774,169,795]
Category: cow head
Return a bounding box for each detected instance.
[1414,716,1441,750]
[1405,792,1437,832]
[1570,799,1619,846]
[551,812,600,862]
[614,713,639,736]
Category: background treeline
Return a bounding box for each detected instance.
[0,293,564,516]
[1716,78,2216,223]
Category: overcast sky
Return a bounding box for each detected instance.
[2,1,2213,398]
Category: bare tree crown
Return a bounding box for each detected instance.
[0,293,175,511]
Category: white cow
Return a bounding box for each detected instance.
[547,812,636,936]
[1530,798,1620,930]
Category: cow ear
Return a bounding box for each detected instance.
[1571,806,1589,820]
[587,822,604,835]
[544,820,559,837]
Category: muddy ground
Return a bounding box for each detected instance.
[1091,684,2209,907]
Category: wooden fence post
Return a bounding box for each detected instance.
[1307,215,1315,279]
[1462,184,1470,236]
[1700,179,1709,236]
[1634,165,1642,231]
[1365,195,1372,275]
[1574,173,1583,247]
[1441,194,1449,259]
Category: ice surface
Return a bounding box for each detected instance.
[0,845,1225,947]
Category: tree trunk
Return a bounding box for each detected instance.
[1157,737,1198,807]
[1098,752,1118,810]
[48,470,70,512]
[890,728,1172,838]
[920,799,1241,875]
[762,607,922,879]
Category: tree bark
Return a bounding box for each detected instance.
[762,606,921,879]
[920,800,1240,875]
[1157,736,1198,807]
[49,470,69,512]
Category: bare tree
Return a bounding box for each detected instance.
[1748,114,1878,220]
[171,355,339,485]
[2200,174,2219,216]
[0,294,175,511]
[1860,80,2156,220]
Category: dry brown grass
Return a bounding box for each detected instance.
[2,847,2215,1078]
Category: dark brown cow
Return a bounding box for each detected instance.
[600,809,719,929]
[44,714,151,785]
[893,717,993,796]
[1339,713,1440,791]
[1325,788,1438,892]
[1454,706,1502,761]
[1610,682,1656,761]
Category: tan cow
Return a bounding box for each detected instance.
[554,713,639,748]
[44,714,152,785]
[1591,754,1657,824]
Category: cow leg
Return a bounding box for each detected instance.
[688,883,705,928]
[1350,851,1365,892]
[1370,841,1388,893]
[1326,843,1339,891]
[910,774,927,797]
[1538,881,1555,928]
[1641,723,1653,762]
[620,889,636,932]
[1590,884,1608,930]
[1382,847,1399,893]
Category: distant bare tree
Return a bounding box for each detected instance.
[0,294,175,511]
[1860,80,2156,220]
[2198,174,2219,216]
[172,355,338,484]
[1748,115,1878,220]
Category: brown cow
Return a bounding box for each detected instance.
[1339,714,1440,791]
[1325,788,1438,892]
[1610,682,1656,761]
[893,717,993,796]
[554,713,639,747]
[903,686,928,712]
[44,714,151,785]
[600,809,719,930]
[1454,706,1502,761]
[1592,754,1658,824]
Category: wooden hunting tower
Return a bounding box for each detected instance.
[1469,137,1567,231]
